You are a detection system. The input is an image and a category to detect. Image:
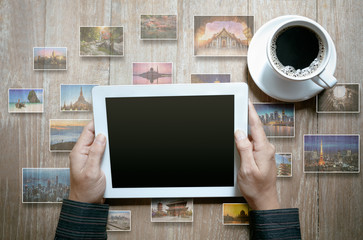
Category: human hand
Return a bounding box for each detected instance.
[68,120,107,204]
[234,100,280,210]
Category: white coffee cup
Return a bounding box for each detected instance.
[266,17,337,89]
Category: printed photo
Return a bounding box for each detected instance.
[60,84,97,112]
[253,103,295,138]
[8,88,44,113]
[194,16,254,57]
[133,62,172,85]
[191,74,230,83]
[276,153,292,177]
[80,26,124,57]
[151,198,193,222]
[141,15,177,40]
[33,47,67,70]
[222,203,250,225]
[317,83,360,113]
[304,134,360,173]
[22,168,70,203]
[107,210,131,231]
[49,119,90,152]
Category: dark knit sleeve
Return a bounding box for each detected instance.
[249,208,301,240]
[54,199,109,240]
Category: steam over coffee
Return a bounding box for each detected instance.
[270,26,325,78]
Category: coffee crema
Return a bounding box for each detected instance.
[270,26,325,78]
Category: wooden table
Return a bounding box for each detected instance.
[0,0,362,239]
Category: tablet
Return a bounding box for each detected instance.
[93,83,248,198]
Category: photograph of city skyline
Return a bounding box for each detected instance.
[304,135,360,173]
[22,168,70,203]
[33,47,66,70]
[253,103,295,137]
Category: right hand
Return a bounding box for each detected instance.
[234,100,280,210]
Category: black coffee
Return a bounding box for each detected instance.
[271,26,325,78]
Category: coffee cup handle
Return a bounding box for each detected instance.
[312,70,337,89]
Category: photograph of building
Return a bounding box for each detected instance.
[151,198,193,222]
[107,210,131,231]
[60,84,97,112]
[49,119,90,152]
[276,153,292,177]
[133,62,172,84]
[33,47,67,70]
[317,83,360,113]
[253,103,295,138]
[223,203,250,225]
[191,73,230,83]
[80,26,123,56]
[141,15,177,40]
[304,134,360,173]
[194,16,253,56]
[22,168,70,203]
[8,88,44,113]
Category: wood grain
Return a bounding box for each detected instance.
[0,0,361,239]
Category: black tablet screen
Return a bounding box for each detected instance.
[106,95,234,188]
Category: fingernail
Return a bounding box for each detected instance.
[95,134,106,145]
[235,130,247,141]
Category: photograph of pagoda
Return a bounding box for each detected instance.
[304,134,360,173]
[133,62,172,84]
[151,198,193,222]
[194,16,254,56]
[254,103,295,138]
[275,153,292,177]
[223,203,250,225]
[60,84,97,112]
[33,47,67,70]
[141,15,177,40]
[191,73,230,83]
[107,210,131,231]
[8,88,44,113]
[317,83,360,113]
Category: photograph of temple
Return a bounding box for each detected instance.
[191,73,230,83]
[304,134,360,173]
[194,16,254,56]
[223,203,250,225]
[151,198,193,222]
[33,47,67,70]
[317,83,360,113]
[276,153,292,177]
[133,62,172,84]
[60,84,97,112]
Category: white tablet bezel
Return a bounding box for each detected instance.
[93,83,248,198]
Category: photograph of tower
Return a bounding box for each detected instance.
[317,83,360,113]
[80,26,124,57]
[304,134,360,173]
[222,203,250,225]
[60,84,97,112]
[191,73,230,83]
[8,88,44,113]
[49,119,90,152]
[107,210,131,231]
[133,62,172,84]
[275,153,292,177]
[22,168,70,203]
[33,47,67,70]
[253,103,295,138]
[151,198,193,222]
[140,15,177,40]
[194,16,254,57]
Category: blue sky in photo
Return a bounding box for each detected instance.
[304,135,359,153]
[60,85,97,105]
[9,89,44,103]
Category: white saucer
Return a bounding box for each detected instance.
[247,15,337,102]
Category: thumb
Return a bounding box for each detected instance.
[234,130,257,170]
[86,134,107,171]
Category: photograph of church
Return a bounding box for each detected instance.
[60,84,97,112]
[194,16,254,56]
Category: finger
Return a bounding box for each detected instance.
[73,120,95,150]
[235,130,258,171]
[248,100,268,149]
[85,134,107,173]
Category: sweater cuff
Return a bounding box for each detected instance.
[55,199,109,240]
